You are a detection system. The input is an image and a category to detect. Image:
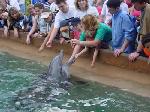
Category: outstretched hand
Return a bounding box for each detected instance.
[70,39,80,45]
[46,40,52,48]
[70,39,79,48]
[114,49,123,57]
[26,35,31,45]
[128,52,140,61]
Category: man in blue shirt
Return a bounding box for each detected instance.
[107,0,137,57]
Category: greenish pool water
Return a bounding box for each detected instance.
[0,52,150,112]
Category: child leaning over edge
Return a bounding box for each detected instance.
[68,14,112,67]
[8,7,27,38]
[26,3,44,44]
[38,9,54,52]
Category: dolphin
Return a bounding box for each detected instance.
[47,50,68,83]
[13,50,74,110]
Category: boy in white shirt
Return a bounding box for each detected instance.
[46,0,75,47]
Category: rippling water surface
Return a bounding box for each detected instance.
[0,52,150,112]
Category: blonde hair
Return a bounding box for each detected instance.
[81,14,99,32]
[74,0,89,10]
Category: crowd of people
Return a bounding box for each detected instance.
[0,0,150,67]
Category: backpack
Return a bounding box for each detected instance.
[59,17,81,28]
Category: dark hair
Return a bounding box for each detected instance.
[55,0,67,4]
[107,0,121,8]
[34,3,44,9]
[142,33,150,47]
[75,0,89,10]
[8,7,21,19]
[8,7,22,27]
[131,0,149,3]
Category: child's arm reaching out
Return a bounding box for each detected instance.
[75,47,88,59]
[91,48,99,67]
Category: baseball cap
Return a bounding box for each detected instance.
[41,12,52,19]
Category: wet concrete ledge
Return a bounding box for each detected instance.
[0,29,150,74]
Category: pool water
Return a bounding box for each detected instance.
[0,52,150,112]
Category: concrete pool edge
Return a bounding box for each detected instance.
[0,29,150,74]
[0,30,150,98]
